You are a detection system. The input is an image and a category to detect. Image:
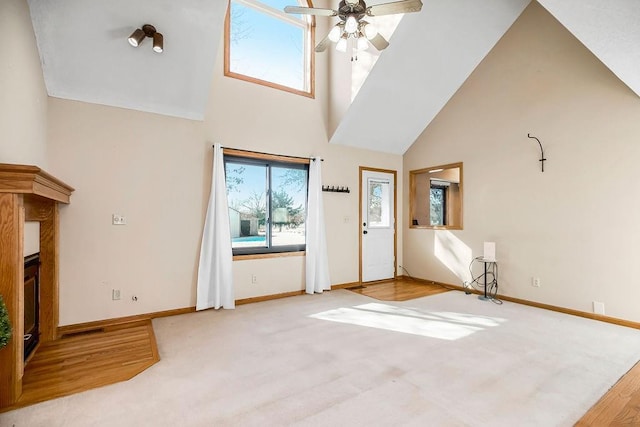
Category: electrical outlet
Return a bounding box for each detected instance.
[112,214,126,225]
[593,301,605,315]
[463,281,471,295]
[251,274,257,284]
[532,277,541,288]
[112,289,121,300]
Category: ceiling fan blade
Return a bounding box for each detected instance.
[366,0,423,17]
[369,33,390,50]
[284,6,338,16]
[315,34,333,52]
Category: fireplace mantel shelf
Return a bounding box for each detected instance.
[0,163,74,409]
[0,163,74,204]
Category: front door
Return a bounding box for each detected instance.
[360,168,396,282]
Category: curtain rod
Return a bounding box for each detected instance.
[214,145,323,161]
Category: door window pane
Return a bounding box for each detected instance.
[368,179,390,228]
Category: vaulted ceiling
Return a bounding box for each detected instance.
[27,0,640,153]
[331,0,640,154]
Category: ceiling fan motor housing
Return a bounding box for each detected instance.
[338,0,367,17]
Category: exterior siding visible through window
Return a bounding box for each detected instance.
[225,0,314,97]
[224,153,309,255]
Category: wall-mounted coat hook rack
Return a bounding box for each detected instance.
[322,185,350,193]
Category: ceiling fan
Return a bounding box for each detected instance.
[284,0,423,53]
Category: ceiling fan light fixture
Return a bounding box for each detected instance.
[153,32,164,53]
[284,0,423,54]
[127,28,145,47]
[328,25,342,42]
[345,16,358,34]
[362,22,378,40]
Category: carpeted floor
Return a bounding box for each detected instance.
[2,289,640,426]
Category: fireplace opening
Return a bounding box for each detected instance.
[24,253,40,361]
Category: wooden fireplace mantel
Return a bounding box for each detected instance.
[0,163,73,203]
[0,163,74,409]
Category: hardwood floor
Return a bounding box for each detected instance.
[347,278,451,301]
[576,360,640,426]
[1,320,159,412]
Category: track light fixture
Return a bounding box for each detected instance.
[128,24,163,53]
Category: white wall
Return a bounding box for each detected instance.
[403,2,640,322]
[23,222,40,257]
[0,0,48,166]
[47,20,402,325]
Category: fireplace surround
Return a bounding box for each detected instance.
[23,254,40,361]
[0,164,74,409]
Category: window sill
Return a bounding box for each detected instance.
[233,251,306,261]
[410,225,463,230]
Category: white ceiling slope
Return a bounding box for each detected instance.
[537,0,640,97]
[332,0,640,155]
[27,0,227,120]
[330,0,532,155]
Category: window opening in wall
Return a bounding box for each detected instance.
[224,152,309,255]
[225,0,314,97]
[410,162,463,230]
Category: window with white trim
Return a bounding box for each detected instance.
[226,0,314,97]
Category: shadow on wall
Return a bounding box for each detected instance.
[434,230,473,283]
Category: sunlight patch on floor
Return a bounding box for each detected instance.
[310,302,506,340]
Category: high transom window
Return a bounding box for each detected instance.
[225,0,314,97]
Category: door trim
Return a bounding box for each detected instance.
[359,166,398,284]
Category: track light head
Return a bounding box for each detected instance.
[127,28,145,47]
[128,24,163,53]
[152,32,163,53]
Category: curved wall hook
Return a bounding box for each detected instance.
[527,133,547,172]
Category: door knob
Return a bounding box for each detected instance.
[363,230,368,234]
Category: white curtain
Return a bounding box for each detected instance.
[196,143,234,310]
[305,159,331,294]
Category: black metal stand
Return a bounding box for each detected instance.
[478,259,495,301]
